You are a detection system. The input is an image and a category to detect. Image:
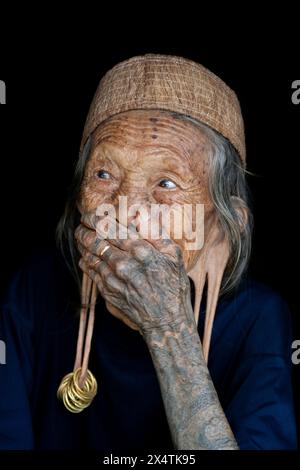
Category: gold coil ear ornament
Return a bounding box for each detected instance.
[57,368,98,413]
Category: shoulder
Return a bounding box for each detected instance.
[216,279,293,357]
[0,244,78,330]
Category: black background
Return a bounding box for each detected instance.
[0,10,299,456]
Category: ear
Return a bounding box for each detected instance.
[231,196,249,233]
[187,223,230,363]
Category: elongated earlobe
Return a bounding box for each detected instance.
[188,224,230,363]
[57,273,98,412]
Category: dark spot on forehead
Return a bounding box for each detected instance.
[150,118,158,123]
[152,134,158,139]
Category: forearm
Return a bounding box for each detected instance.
[141,309,238,450]
[77,211,237,448]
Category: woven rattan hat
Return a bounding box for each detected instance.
[81,54,246,164]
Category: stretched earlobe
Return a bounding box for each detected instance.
[188,224,230,363]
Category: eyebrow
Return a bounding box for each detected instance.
[144,147,194,177]
[92,141,195,179]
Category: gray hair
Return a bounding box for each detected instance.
[209,132,253,294]
[171,113,253,294]
[56,135,92,292]
[56,114,252,296]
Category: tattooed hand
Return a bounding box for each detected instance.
[75,210,194,334]
[76,210,238,450]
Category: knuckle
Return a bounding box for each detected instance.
[173,244,183,259]
[75,224,94,246]
[81,211,97,229]
[86,253,95,265]
[115,260,129,278]
[85,231,95,246]
[77,242,85,256]
[78,257,87,272]
[74,225,82,241]
[89,212,98,228]
[92,236,102,251]
[104,272,116,288]
[131,242,151,261]
[101,264,111,278]
[130,269,144,288]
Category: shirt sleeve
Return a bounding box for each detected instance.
[0,268,35,449]
[224,292,298,449]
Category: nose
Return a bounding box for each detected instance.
[114,180,153,211]
[112,184,153,232]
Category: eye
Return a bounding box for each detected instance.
[158,179,177,189]
[96,170,111,180]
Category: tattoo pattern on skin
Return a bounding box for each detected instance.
[75,111,239,450]
[77,212,238,450]
[142,311,239,450]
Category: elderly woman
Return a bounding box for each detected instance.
[0,54,297,450]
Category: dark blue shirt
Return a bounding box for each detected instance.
[0,247,297,450]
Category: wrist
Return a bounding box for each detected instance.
[140,313,198,345]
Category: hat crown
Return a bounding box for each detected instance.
[81,54,245,164]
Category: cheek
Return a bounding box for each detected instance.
[174,239,202,273]
[171,205,216,272]
[156,204,202,272]
[78,177,117,213]
[78,184,103,213]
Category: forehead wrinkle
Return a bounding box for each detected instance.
[92,138,198,180]
[90,138,139,166]
[141,146,195,177]
[94,132,199,163]
[90,115,210,180]
[92,113,208,152]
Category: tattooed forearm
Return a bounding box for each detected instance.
[141,306,239,450]
[76,211,238,449]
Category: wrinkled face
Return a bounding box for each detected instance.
[78,110,217,272]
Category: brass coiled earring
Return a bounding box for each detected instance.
[57,273,98,412]
[57,368,97,413]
